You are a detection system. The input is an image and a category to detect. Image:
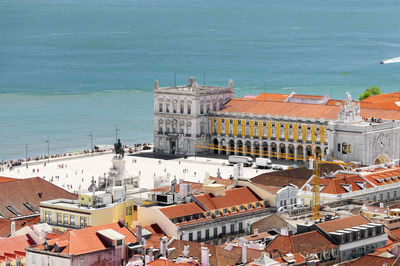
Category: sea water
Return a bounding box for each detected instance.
[1,0,400,160]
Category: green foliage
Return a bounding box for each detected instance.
[359,86,382,100]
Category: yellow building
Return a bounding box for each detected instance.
[209,96,330,161]
[39,189,137,231]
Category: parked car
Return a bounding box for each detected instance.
[255,158,272,169]
[12,161,22,166]
[272,164,284,170]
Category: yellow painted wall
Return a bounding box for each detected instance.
[320,126,325,143]
[293,123,298,142]
[284,123,289,141]
[210,118,214,134]
[302,124,307,142]
[225,119,229,136]
[241,120,246,136]
[250,121,254,138]
[311,125,316,143]
[267,122,272,139]
[275,122,280,139]
[258,122,263,139]
[233,120,238,136]
[217,118,221,135]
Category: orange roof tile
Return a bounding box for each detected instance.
[0,216,41,237]
[0,177,16,183]
[220,98,400,121]
[254,93,290,102]
[195,187,261,210]
[360,92,400,110]
[317,214,370,232]
[148,258,199,266]
[348,254,396,266]
[34,222,137,255]
[159,203,204,219]
[266,230,337,255]
[0,235,34,257]
[316,174,374,194]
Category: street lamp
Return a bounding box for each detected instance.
[89,130,93,155]
[45,137,50,163]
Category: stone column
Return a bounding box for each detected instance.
[260,144,264,158]
[294,146,298,161]
[234,142,238,155]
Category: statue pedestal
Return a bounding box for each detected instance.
[112,157,126,176]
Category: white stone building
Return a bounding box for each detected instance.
[153,77,234,155]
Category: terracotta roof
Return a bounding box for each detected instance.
[251,164,343,189]
[362,167,400,186]
[147,258,199,266]
[347,254,396,266]
[317,214,370,232]
[159,203,204,219]
[0,216,40,237]
[229,246,263,261]
[251,214,289,234]
[195,187,261,210]
[208,177,236,187]
[34,222,137,255]
[360,92,400,111]
[254,93,290,102]
[0,177,16,183]
[0,234,35,257]
[266,230,337,255]
[0,177,77,219]
[220,97,400,121]
[168,239,241,265]
[317,174,374,194]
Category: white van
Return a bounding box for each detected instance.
[255,158,272,169]
[228,156,253,167]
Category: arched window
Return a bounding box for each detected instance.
[180,101,184,114]
[166,99,171,113]
[172,120,178,133]
[158,119,163,133]
[179,121,185,133]
[172,100,178,114]
[200,121,205,134]
[186,122,192,135]
[187,101,192,115]
[158,98,164,112]
[200,100,204,115]
[206,100,211,113]
[165,120,171,133]
[212,99,217,111]
[218,99,223,110]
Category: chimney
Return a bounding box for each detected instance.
[281,227,289,236]
[241,243,247,264]
[11,221,15,235]
[183,242,189,257]
[380,202,384,208]
[145,247,154,264]
[201,247,209,266]
[159,237,165,257]
[136,224,143,245]
[253,228,259,236]
[162,237,168,257]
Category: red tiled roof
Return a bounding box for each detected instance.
[254,93,290,102]
[148,258,199,266]
[0,216,40,237]
[266,230,337,255]
[360,92,400,111]
[160,203,204,219]
[151,181,203,194]
[195,187,261,210]
[34,222,137,255]
[0,177,77,219]
[0,177,16,183]
[348,254,396,266]
[317,215,370,232]
[229,246,263,261]
[0,235,35,257]
[317,174,374,194]
[220,98,400,121]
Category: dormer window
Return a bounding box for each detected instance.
[215,210,219,216]
[231,207,236,213]
[206,211,211,217]
[341,184,352,192]
[247,203,252,210]
[356,182,366,190]
[223,208,228,214]
[255,202,260,208]
[240,205,244,211]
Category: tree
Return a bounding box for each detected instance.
[359,86,382,100]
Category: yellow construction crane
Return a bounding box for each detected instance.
[194,142,355,221]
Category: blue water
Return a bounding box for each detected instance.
[1,0,400,160]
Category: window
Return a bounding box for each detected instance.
[240,205,244,211]
[63,214,68,225]
[70,215,75,227]
[338,144,341,152]
[222,226,226,235]
[387,192,390,200]
[45,211,52,223]
[159,103,163,112]
[80,216,87,228]
[231,206,236,212]
[214,227,218,237]
[238,120,241,125]
[187,104,191,114]
[189,232,193,241]
[223,208,228,214]
[247,203,252,209]
[283,200,287,206]
[395,191,397,199]
[239,222,243,232]
[57,213,62,225]
[380,194,383,202]
[255,202,260,208]
[197,231,201,241]
[180,103,184,114]
[230,224,235,233]
[205,229,210,239]
[116,239,123,246]
[166,103,170,113]
[200,104,204,114]
[215,210,219,216]
[206,211,211,217]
